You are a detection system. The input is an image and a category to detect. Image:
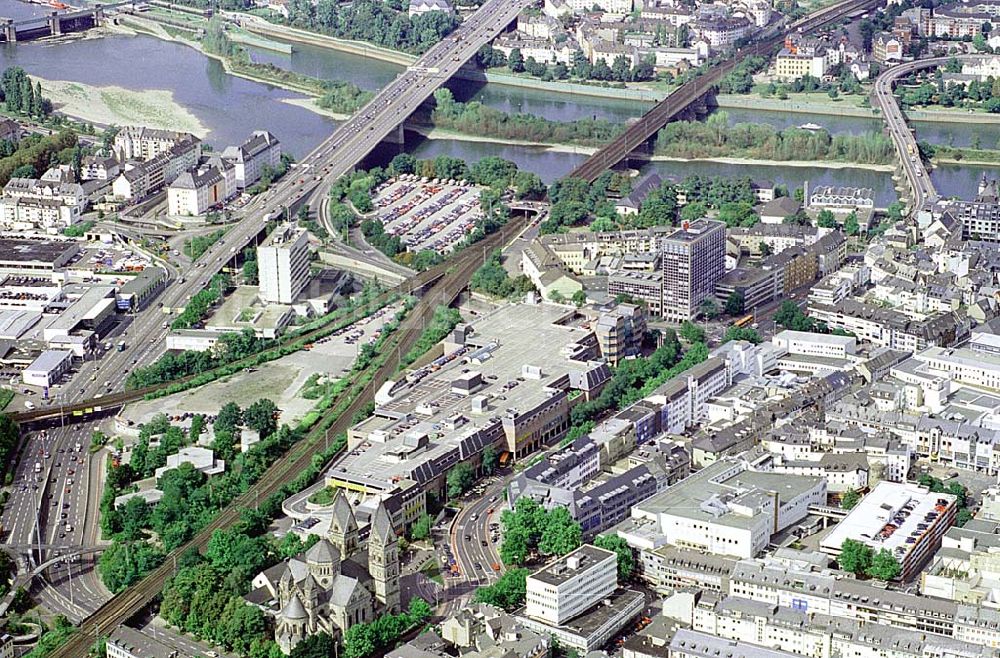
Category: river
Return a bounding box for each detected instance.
[0,2,986,201]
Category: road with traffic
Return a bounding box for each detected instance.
[871,55,987,213]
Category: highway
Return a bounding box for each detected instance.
[9,0,532,428]
[871,56,987,213]
[41,184,537,658]
[568,0,885,182]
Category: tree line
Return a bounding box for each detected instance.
[477,45,657,84]
[0,130,77,187]
[1,67,52,119]
[654,112,895,165]
[284,0,458,55]
[431,88,622,147]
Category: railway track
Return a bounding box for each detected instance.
[44,210,532,658]
[568,0,885,182]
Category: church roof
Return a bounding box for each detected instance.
[372,502,395,543]
[329,575,363,608]
[305,539,341,565]
[282,595,308,620]
[331,489,357,532]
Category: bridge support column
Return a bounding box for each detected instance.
[48,11,61,36]
[93,6,103,26]
[383,123,406,145]
[3,20,16,42]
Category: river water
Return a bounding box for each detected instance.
[0,0,988,200]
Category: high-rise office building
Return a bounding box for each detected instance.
[258,223,310,304]
[659,219,726,322]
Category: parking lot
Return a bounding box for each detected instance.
[372,175,484,254]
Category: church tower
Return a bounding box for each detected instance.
[367,501,400,614]
[328,489,359,558]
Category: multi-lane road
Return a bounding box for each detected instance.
[4,0,534,616]
[872,55,994,214]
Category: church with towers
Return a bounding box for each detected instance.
[245,491,401,654]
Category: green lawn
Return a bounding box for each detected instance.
[419,558,444,585]
[0,387,12,411]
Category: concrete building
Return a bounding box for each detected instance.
[819,481,957,581]
[525,544,617,625]
[258,223,310,304]
[337,303,611,530]
[922,519,1000,604]
[153,446,226,480]
[22,349,73,388]
[772,331,857,359]
[595,303,646,365]
[518,545,644,652]
[622,452,827,559]
[660,219,726,321]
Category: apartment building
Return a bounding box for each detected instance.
[112,126,198,162]
[686,594,996,658]
[808,299,966,352]
[106,626,190,658]
[222,130,281,189]
[258,223,310,304]
[0,177,87,230]
[167,160,236,217]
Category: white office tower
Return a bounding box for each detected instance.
[258,223,310,304]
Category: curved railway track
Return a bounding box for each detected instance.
[43,209,532,658]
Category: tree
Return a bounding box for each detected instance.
[572,289,587,307]
[290,633,337,658]
[679,201,708,223]
[838,538,873,575]
[867,548,901,581]
[841,489,861,510]
[699,297,720,320]
[482,445,499,476]
[593,534,634,581]
[242,258,259,285]
[817,209,838,228]
[474,568,530,610]
[98,540,166,592]
[410,513,433,541]
[722,326,762,344]
[244,399,278,439]
[759,241,772,256]
[508,48,525,73]
[724,292,745,316]
[844,211,860,236]
[680,321,706,344]
[447,461,475,499]
[538,507,582,556]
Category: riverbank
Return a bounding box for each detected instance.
[281,97,349,121]
[31,75,207,135]
[409,126,897,172]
